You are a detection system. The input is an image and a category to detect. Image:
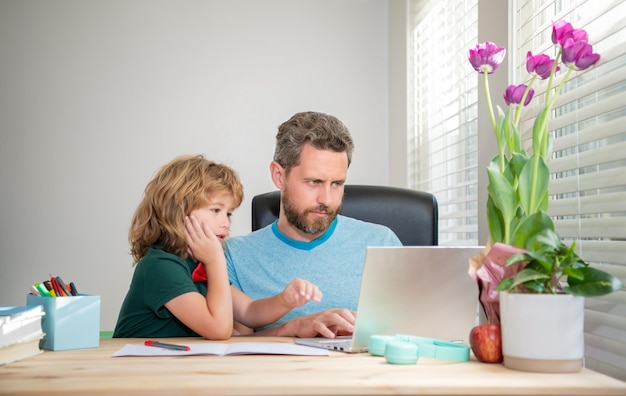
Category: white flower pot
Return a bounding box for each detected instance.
[499,291,584,373]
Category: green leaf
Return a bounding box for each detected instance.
[521,279,546,293]
[487,197,505,243]
[565,267,625,297]
[562,266,584,281]
[508,119,522,155]
[509,268,550,289]
[501,108,512,153]
[525,260,553,274]
[525,253,555,273]
[495,107,506,150]
[487,167,516,219]
[538,193,549,212]
[518,155,550,216]
[496,277,514,291]
[532,106,550,157]
[544,128,554,160]
[487,166,518,244]
[505,252,532,267]
[509,152,528,179]
[511,212,554,248]
[530,228,561,251]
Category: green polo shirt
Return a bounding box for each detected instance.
[113,246,207,338]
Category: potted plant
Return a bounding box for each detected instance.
[467,21,623,372]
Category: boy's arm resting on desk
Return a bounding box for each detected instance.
[232,279,322,330]
[233,320,254,335]
[249,308,356,338]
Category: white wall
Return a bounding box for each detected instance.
[387,0,408,187]
[0,0,395,330]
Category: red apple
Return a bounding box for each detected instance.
[469,323,503,363]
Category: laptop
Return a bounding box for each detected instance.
[294,246,484,353]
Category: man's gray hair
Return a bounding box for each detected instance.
[273,111,354,173]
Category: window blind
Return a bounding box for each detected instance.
[511,0,626,380]
[409,0,626,380]
[408,0,479,246]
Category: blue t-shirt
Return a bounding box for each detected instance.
[224,215,401,327]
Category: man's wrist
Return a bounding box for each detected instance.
[274,320,295,337]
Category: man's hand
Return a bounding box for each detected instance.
[276,308,356,338]
[280,278,322,308]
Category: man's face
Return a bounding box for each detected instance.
[279,144,348,237]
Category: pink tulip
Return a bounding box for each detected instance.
[562,39,601,70]
[504,84,534,106]
[526,51,559,80]
[552,21,573,45]
[552,20,588,46]
[468,42,506,74]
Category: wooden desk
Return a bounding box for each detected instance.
[1,337,625,395]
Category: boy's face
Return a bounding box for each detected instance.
[188,192,238,242]
[278,144,348,239]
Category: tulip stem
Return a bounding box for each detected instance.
[513,75,537,128]
[484,71,497,134]
[545,48,562,105]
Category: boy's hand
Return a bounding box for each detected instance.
[280,278,322,308]
[184,215,224,267]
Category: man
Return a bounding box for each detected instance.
[225,111,401,338]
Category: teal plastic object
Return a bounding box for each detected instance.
[368,335,395,357]
[26,294,100,351]
[394,334,470,362]
[368,334,470,364]
[384,340,419,365]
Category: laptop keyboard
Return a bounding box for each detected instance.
[318,339,353,351]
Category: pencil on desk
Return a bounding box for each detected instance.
[144,340,190,351]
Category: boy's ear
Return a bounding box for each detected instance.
[269,161,285,189]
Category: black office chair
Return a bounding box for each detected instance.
[251,185,438,246]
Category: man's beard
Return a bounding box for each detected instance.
[282,189,341,235]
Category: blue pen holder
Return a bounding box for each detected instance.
[26,294,100,351]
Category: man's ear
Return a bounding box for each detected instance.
[269,161,285,189]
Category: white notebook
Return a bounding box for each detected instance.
[113,342,329,357]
